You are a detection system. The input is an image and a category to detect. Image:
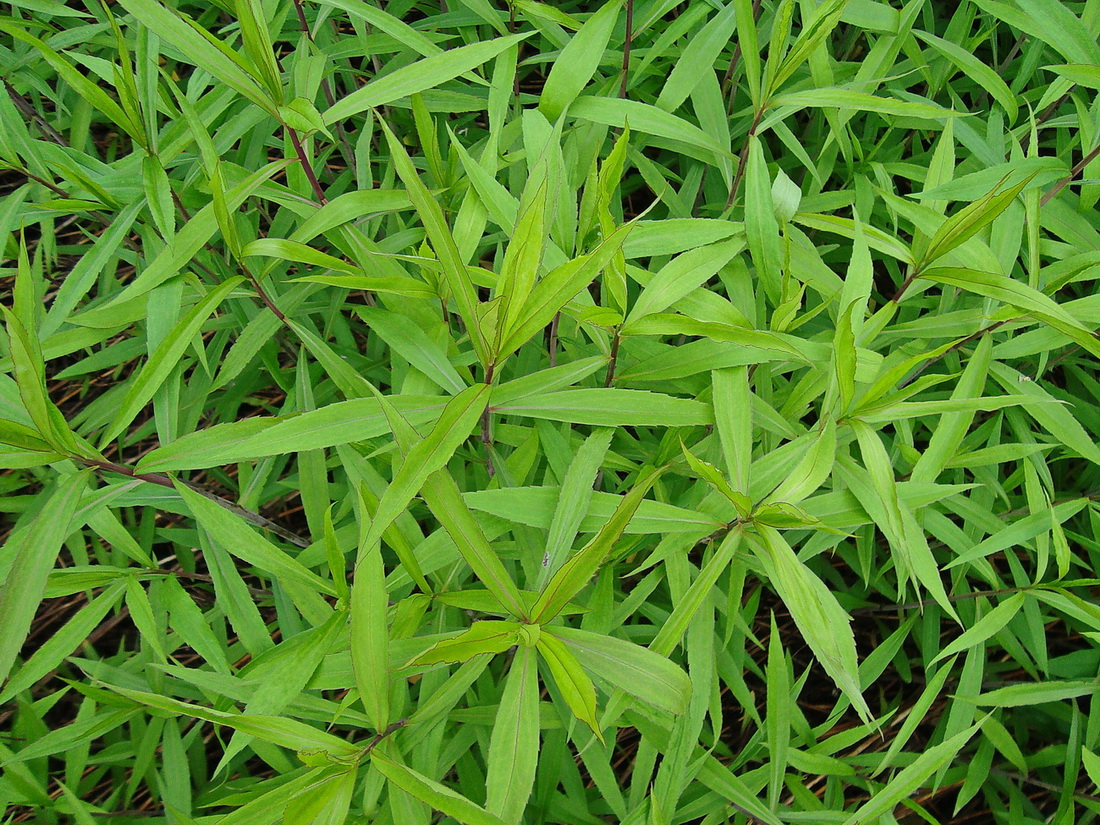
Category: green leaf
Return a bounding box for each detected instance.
[358,318,464,395]
[2,309,83,456]
[650,529,743,657]
[410,621,521,667]
[744,137,782,302]
[115,0,274,113]
[765,615,791,809]
[1083,747,1100,789]
[136,396,449,471]
[974,681,1099,707]
[914,30,1018,123]
[768,88,963,120]
[372,752,507,825]
[378,118,488,364]
[680,441,751,517]
[101,277,244,446]
[537,632,602,740]
[621,314,808,360]
[932,593,1027,664]
[324,34,528,124]
[656,2,738,113]
[626,239,743,323]
[279,98,332,139]
[750,525,872,723]
[568,97,734,161]
[485,645,540,824]
[496,388,712,427]
[712,367,752,491]
[760,419,836,506]
[362,385,489,549]
[909,335,993,483]
[532,466,662,622]
[549,625,691,716]
[917,175,1033,271]
[497,222,635,359]
[351,539,390,731]
[849,419,957,619]
[0,580,124,703]
[919,267,1100,359]
[175,482,336,596]
[421,471,527,619]
[767,0,851,95]
[104,685,360,757]
[537,429,614,588]
[842,721,985,824]
[538,0,623,121]
[0,472,89,684]
[0,22,145,141]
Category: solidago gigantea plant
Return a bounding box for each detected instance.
[2,0,1100,823]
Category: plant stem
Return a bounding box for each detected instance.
[547,311,560,368]
[619,0,634,98]
[288,0,357,176]
[604,329,621,387]
[1041,142,1100,206]
[83,457,311,548]
[286,125,329,205]
[724,108,765,211]
[482,362,496,477]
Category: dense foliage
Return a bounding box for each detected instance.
[2,0,1100,822]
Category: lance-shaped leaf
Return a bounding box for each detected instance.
[216,611,347,774]
[408,621,521,667]
[651,529,743,657]
[537,428,614,589]
[101,277,244,447]
[364,385,526,618]
[0,22,146,140]
[356,306,467,395]
[497,388,712,428]
[916,175,1033,271]
[532,467,663,622]
[324,34,528,123]
[495,166,553,353]
[0,472,91,685]
[538,0,623,120]
[536,631,602,741]
[103,685,361,758]
[681,440,752,518]
[485,646,540,824]
[116,0,274,114]
[760,418,836,506]
[0,581,126,704]
[712,367,753,491]
[849,420,958,620]
[548,626,691,716]
[932,593,1027,665]
[749,525,872,723]
[352,538,390,731]
[841,721,985,825]
[362,384,489,550]
[423,472,527,618]
[2,308,85,456]
[372,752,507,825]
[378,118,488,364]
[919,266,1100,359]
[496,221,635,359]
[766,0,851,95]
[744,138,782,303]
